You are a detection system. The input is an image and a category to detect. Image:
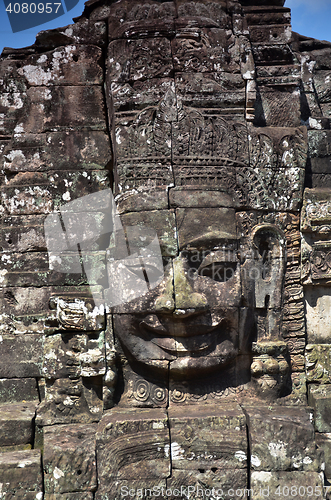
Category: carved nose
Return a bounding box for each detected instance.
[173,258,208,317]
[154,271,175,313]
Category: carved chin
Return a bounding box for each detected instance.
[168,341,239,378]
[114,314,239,378]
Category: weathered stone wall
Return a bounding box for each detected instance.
[1,0,331,498]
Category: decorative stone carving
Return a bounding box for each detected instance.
[168,405,247,470]
[49,297,104,332]
[42,332,106,380]
[96,408,170,483]
[251,341,290,398]
[301,189,331,235]
[36,377,103,425]
[306,344,331,384]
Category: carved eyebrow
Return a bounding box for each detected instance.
[198,250,238,267]
[182,236,238,250]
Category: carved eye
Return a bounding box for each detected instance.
[198,262,237,282]
[183,249,238,282]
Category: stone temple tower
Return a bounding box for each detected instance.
[1,0,331,498]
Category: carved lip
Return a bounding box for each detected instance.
[152,333,215,356]
[140,317,221,338]
[139,318,222,356]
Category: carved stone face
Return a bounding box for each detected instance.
[104,0,300,391]
[110,204,247,382]
[109,199,288,388]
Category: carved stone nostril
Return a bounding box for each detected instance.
[174,292,208,312]
[155,295,175,312]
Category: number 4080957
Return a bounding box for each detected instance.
[275,485,330,496]
[6,2,62,14]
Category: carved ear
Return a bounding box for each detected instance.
[252,224,285,260]
[251,224,286,309]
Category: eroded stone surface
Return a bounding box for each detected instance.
[250,471,325,500]
[308,384,331,433]
[43,424,97,493]
[306,344,331,383]
[0,450,43,497]
[167,469,248,500]
[168,404,247,470]
[0,335,43,378]
[0,378,39,403]
[1,0,331,496]
[96,408,170,483]
[244,406,321,472]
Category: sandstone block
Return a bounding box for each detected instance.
[305,291,331,343]
[172,29,241,74]
[43,424,97,493]
[0,285,103,334]
[0,449,42,498]
[166,469,248,500]
[116,210,177,257]
[37,377,103,426]
[308,384,331,433]
[110,78,175,111]
[0,251,106,287]
[250,471,325,500]
[1,169,110,216]
[45,494,93,500]
[108,38,172,83]
[249,24,291,45]
[252,44,293,65]
[95,480,167,500]
[96,408,170,482]
[176,207,237,248]
[169,187,239,209]
[315,433,331,480]
[168,404,247,470]
[244,405,321,471]
[306,344,331,383]
[301,188,331,233]
[0,215,47,252]
[116,188,169,214]
[107,0,176,40]
[0,378,39,403]
[20,86,106,133]
[17,45,103,87]
[43,332,106,380]
[1,130,111,172]
[0,334,43,378]
[0,402,38,447]
[35,20,107,49]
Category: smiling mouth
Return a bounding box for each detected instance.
[139,317,222,356]
[151,333,215,356]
